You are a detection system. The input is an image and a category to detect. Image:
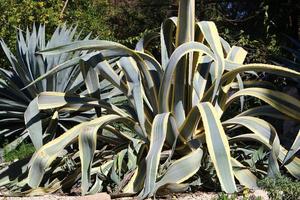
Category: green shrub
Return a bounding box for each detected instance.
[0,0,63,68]
[64,0,114,40]
[4,142,35,162]
[217,192,264,200]
[217,192,238,200]
[108,0,171,44]
[0,0,112,69]
[258,175,300,200]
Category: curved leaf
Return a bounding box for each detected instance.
[141,113,170,198]
[198,102,237,193]
[154,148,203,192]
[79,125,98,195]
[283,129,300,164]
[224,116,281,177]
[226,88,300,121]
[231,158,258,189]
[158,41,215,115]
[28,115,126,188]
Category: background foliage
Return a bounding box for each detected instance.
[1,0,299,65]
[0,0,113,68]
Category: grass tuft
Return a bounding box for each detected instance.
[4,142,35,162]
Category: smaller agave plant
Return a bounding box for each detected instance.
[1,0,300,198]
[0,24,94,150]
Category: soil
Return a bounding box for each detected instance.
[0,190,269,200]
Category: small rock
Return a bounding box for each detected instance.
[250,190,269,200]
[77,193,111,200]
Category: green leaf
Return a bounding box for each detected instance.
[231,158,258,189]
[135,32,160,52]
[224,116,280,177]
[172,0,195,125]
[141,113,170,198]
[198,102,237,193]
[161,17,177,70]
[158,41,214,115]
[154,148,203,192]
[24,97,42,150]
[89,160,113,194]
[79,125,98,195]
[197,21,224,98]
[226,88,300,121]
[28,115,126,188]
[283,129,300,164]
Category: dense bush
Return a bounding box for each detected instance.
[1,0,297,67]
[258,175,300,200]
[0,0,62,68]
[3,143,35,162]
[63,0,114,40]
[0,0,112,69]
[108,0,172,46]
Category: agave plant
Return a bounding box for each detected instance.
[1,0,300,198]
[0,24,97,150]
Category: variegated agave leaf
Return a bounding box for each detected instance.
[0,24,95,150]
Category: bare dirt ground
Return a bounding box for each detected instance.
[157,190,269,200]
[0,193,110,200]
[0,190,269,200]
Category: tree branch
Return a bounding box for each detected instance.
[60,0,69,19]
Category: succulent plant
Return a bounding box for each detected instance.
[0,24,93,150]
[1,0,299,198]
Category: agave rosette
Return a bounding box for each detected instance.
[1,0,300,198]
[0,24,101,150]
